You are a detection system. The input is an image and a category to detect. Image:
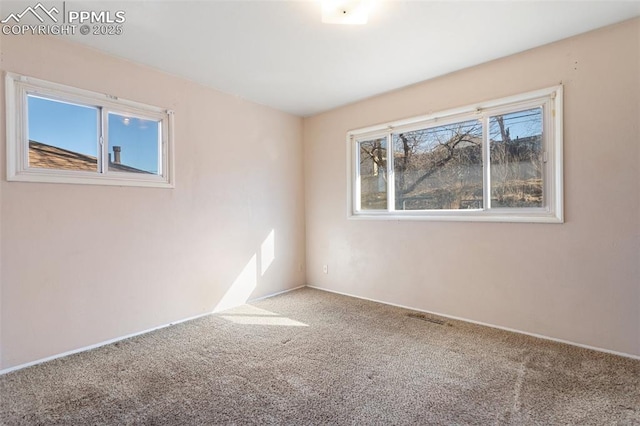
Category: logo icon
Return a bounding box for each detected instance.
[1,2,59,24]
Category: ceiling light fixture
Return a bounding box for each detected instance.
[321,0,371,25]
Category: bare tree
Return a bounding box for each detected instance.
[359,111,543,210]
[394,122,482,209]
[490,115,543,207]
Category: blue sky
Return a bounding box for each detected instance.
[108,112,159,174]
[390,107,542,152]
[28,95,160,173]
[489,107,542,141]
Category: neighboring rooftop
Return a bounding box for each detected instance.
[29,141,148,174]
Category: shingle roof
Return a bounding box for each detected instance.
[29,141,149,174]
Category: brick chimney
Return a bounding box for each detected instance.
[113,146,121,164]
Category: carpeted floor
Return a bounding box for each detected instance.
[1,287,639,425]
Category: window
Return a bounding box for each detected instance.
[349,86,563,222]
[6,73,174,187]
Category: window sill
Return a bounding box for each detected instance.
[349,210,563,223]
[8,169,174,188]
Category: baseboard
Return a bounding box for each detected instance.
[0,285,306,376]
[306,285,640,361]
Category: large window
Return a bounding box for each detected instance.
[349,86,563,222]
[6,73,174,188]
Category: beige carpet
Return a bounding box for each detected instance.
[1,288,638,425]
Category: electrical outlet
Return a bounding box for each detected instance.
[323,264,328,274]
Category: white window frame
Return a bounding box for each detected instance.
[5,72,175,188]
[347,85,563,223]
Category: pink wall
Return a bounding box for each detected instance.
[304,19,640,357]
[0,36,305,369]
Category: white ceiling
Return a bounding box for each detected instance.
[7,1,640,116]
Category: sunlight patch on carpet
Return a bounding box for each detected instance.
[220,305,308,327]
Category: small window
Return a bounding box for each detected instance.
[6,73,174,187]
[349,86,563,223]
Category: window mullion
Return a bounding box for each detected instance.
[99,107,107,174]
[157,121,164,176]
[20,89,29,172]
[354,138,362,212]
[387,132,395,212]
[482,116,491,210]
[542,101,551,209]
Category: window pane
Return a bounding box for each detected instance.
[359,138,387,210]
[27,95,99,171]
[393,120,483,210]
[490,108,543,208]
[108,113,161,175]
